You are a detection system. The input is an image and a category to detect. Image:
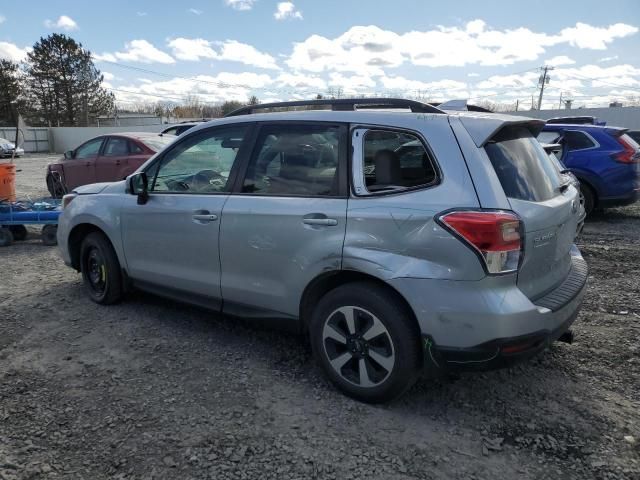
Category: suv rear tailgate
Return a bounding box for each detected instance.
[485,126,581,300]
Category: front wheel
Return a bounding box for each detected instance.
[310,283,422,403]
[80,232,123,304]
[0,227,14,247]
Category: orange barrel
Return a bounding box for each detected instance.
[0,163,16,203]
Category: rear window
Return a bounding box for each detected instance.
[485,126,562,202]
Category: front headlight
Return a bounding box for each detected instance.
[62,193,77,209]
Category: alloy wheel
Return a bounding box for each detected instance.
[322,306,395,388]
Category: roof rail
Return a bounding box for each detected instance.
[224,98,445,117]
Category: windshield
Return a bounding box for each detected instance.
[141,136,175,152]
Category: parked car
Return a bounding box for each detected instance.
[57,98,587,403]
[538,124,640,214]
[541,143,586,229]
[160,122,204,136]
[0,138,24,158]
[46,133,174,197]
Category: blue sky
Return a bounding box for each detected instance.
[1,0,639,109]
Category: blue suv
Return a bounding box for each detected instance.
[539,124,640,214]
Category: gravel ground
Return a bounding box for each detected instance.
[1,154,638,480]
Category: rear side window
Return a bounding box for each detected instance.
[485,126,562,202]
[537,131,560,144]
[362,130,437,193]
[564,130,596,150]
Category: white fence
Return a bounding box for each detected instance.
[506,106,640,129]
[0,127,50,153]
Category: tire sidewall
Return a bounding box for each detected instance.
[0,227,14,247]
[80,233,120,304]
[310,284,420,403]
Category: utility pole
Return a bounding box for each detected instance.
[537,65,553,110]
[558,91,563,110]
[515,99,519,112]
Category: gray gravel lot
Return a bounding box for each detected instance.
[1,154,639,479]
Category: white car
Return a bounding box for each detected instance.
[0,138,24,158]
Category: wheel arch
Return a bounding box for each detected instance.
[299,270,421,335]
[68,223,113,271]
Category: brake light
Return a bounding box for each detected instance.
[613,136,640,164]
[438,210,522,274]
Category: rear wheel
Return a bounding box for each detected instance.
[0,227,14,247]
[581,184,595,216]
[310,282,422,403]
[41,225,58,246]
[9,225,27,241]
[80,232,123,304]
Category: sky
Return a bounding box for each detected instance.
[1,0,639,110]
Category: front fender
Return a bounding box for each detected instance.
[58,194,126,268]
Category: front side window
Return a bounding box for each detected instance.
[103,137,129,156]
[242,124,340,196]
[362,130,437,193]
[150,125,248,194]
[75,138,104,159]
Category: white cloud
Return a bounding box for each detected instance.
[101,71,115,81]
[275,73,326,90]
[285,21,639,73]
[0,15,5,24]
[274,2,302,20]
[0,41,29,62]
[99,40,175,64]
[137,12,148,17]
[546,55,575,67]
[188,8,203,15]
[555,64,640,88]
[225,0,256,11]
[167,38,279,69]
[558,22,638,50]
[44,15,78,31]
[599,55,619,63]
[467,73,480,77]
[327,73,376,94]
[113,72,273,105]
[168,38,217,61]
[218,40,280,70]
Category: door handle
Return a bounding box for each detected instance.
[192,212,218,222]
[303,217,338,226]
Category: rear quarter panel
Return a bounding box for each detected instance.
[343,115,486,282]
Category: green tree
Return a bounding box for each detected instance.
[248,95,260,105]
[25,33,114,126]
[0,59,24,126]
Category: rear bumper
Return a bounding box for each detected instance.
[599,187,639,208]
[389,247,588,372]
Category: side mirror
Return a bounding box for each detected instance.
[64,150,74,160]
[128,172,149,205]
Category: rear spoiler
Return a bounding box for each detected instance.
[456,115,546,147]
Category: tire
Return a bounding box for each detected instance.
[80,232,123,304]
[309,282,422,403]
[46,174,66,199]
[581,184,595,216]
[0,227,14,247]
[9,225,28,241]
[41,225,58,246]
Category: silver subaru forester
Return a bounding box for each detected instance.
[58,99,588,403]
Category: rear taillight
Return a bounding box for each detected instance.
[613,136,640,164]
[438,210,522,274]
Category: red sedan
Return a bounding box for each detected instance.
[46,133,174,197]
